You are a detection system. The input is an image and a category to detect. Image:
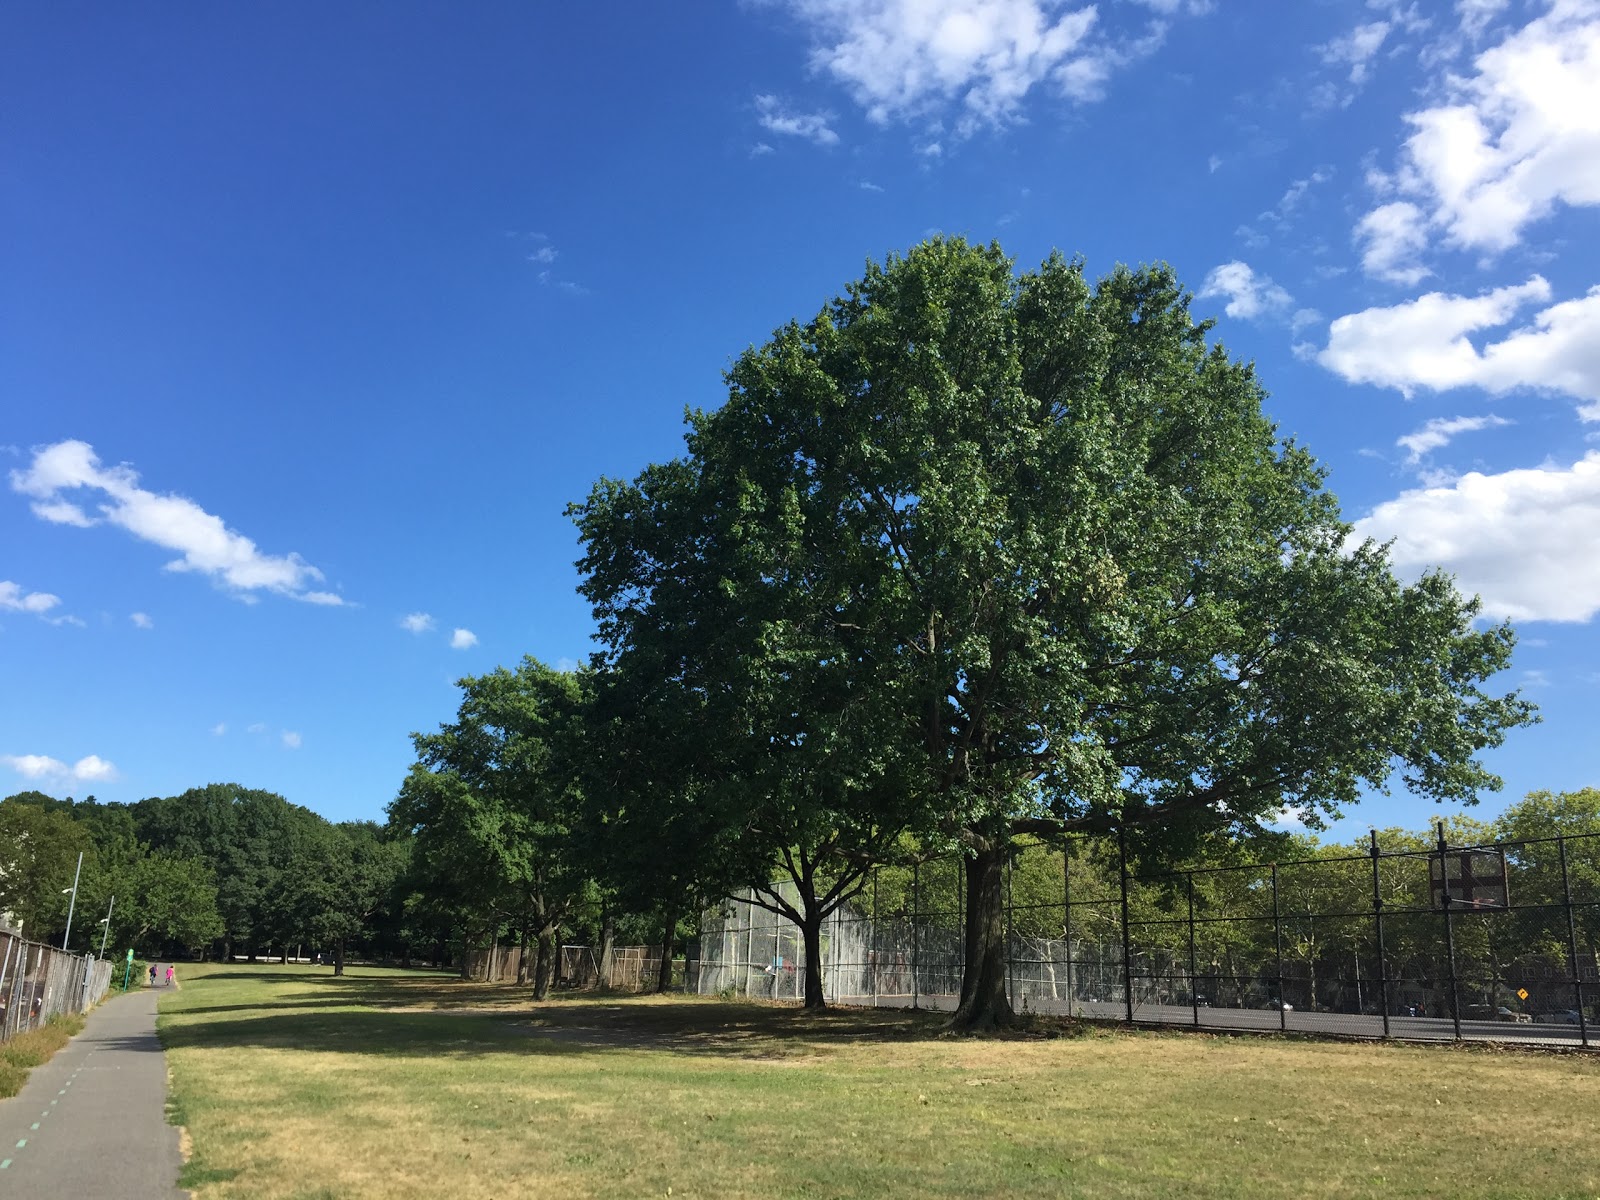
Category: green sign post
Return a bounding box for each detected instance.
[122,947,134,992]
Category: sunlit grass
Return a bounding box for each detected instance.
[159,963,1600,1199]
[0,1012,85,1098]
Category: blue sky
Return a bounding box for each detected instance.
[3,1,1597,840]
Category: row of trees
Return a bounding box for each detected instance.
[0,786,403,972]
[394,238,1539,1029]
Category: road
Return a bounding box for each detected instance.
[0,981,186,1197]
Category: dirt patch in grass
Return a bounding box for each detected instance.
[0,1013,85,1098]
[158,964,1600,1200]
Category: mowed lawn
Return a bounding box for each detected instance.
[158,965,1599,1200]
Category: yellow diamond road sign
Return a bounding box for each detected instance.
[1517,988,1529,1001]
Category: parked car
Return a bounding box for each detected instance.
[1535,1009,1583,1025]
[1495,1006,1532,1024]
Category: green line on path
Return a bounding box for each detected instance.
[15,1140,25,1149]
[1,1158,11,1169]
[29,1124,37,1131]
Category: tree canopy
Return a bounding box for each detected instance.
[573,237,1536,1027]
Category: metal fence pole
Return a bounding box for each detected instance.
[1369,830,1391,1038]
[871,869,879,1008]
[1005,853,1015,1009]
[911,860,920,1011]
[1438,822,1462,1041]
[1558,835,1590,1049]
[1187,871,1199,1027]
[1063,847,1073,1016]
[1272,863,1286,1032]
[1119,825,1134,1024]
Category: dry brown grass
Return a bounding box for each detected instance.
[0,1013,85,1099]
[160,964,1600,1199]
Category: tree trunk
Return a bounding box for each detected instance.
[516,923,532,986]
[334,937,346,977]
[656,913,676,993]
[597,914,616,990]
[532,931,557,1000]
[951,843,1013,1030]
[800,910,826,1009]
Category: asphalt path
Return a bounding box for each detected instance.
[832,992,1594,1047]
[0,978,186,1198]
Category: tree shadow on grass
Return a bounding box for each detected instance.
[159,991,965,1061]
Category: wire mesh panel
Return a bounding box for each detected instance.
[0,933,114,1042]
[683,827,1598,1049]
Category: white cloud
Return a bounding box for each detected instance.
[282,731,302,750]
[859,179,885,192]
[1396,414,1513,462]
[400,612,436,634]
[1457,0,1509,39]
[1352,452,1600,622]
[779,0,1152,133]
[450,628,478,650]
[1355,201,1431,284]
[1356,1,1600,267]
[1319,277,1600,418]
[130,611,153,629]
[1321,20,1392,86]
[247,722,267,735]
[10,441,345,604]
[1208,154,1222,173]
[754,94,839,146]
[211,723,227,736]
[0,581,61,615]
[1197,261,1292,321]
[2,754,66,780]
[750,142,776,156]
[1,753,119,782]
[72,755,118,781]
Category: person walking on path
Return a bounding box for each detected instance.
[149,962,158,987]
[0,987,187,1196]
[165,965,175,988]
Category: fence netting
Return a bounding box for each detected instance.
[0,932,116,1043]
[693,828,1598,1048]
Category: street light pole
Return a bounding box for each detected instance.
[97,896,116,959]
[61,851,84,951]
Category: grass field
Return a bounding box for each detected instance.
[0,1013,85,1099]
[157,964,1600,1199]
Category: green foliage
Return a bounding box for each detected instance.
[572,237,1536,1021]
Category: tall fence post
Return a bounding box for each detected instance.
[1119,825,1134,1024]
[1063,846,1073,1017]
[1005,853,1015,1010]
[911,860,920,1011]
[870,869,879,1007]
[0,938,12,1039]
[1369,830,1391,1038]
[1558,835,1590,1049]
[1438,822,1463,1040]
[1272,863,1286,1032]
[1187,871,1199,1028]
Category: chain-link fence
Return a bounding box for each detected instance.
[696,826,1599,1048]
[0,932,116,1042]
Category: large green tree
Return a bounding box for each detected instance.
[575,238,1535,1028]
[391,659,591,998]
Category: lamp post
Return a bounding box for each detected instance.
[61,851,84,951]
[97,896,115,960]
